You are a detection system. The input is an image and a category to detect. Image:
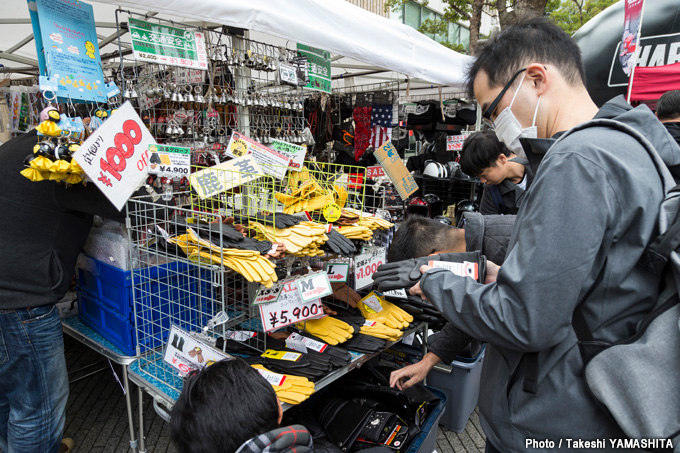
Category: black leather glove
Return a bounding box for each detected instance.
[294,332,352,368]
[322,229,356,257]
[372,251,486,290]
[234,212,300,229]
[344,334,386,353]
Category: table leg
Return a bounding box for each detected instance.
[121,365,139,453]
[137,385,147,453]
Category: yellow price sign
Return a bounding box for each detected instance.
[322,202,341,222]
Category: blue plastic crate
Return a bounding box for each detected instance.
[76,255,213,355]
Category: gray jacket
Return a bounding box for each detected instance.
[479,158,533,215]
[429,213,516,363]
[420,96,679,452]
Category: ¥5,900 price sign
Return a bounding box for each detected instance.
[73,101,156,211]
[259,281,323,332]
[353,247,386,290]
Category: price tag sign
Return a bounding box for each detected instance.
[253,282,284,305]
[287,332,328,353]
[226,132,290,180]
[353,247,386,290]
[259,282,324,332]
[270,139,307,172]
[73,101,156,211]
[296,271,333,303]
[428,260,479,280]
[381,288,408,299]
[367,166,386,178]
[325,262,350,283]
[189,155,264,199]
[255,367,287,386]
[262,350,302,361]
[446,132,470,151]
[163,325,231,375]
[360,292,384,313]
[148,144,190,177]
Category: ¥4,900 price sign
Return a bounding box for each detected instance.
[73,101,156,211]
[148,144,190,177]
[259,281,323,332]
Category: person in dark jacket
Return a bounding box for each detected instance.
[656,90,680,182]
[388,215,515,390]
[170,359,313,453]
[409,17,680,452]
[0,131,151,453]
[460,131,533,215]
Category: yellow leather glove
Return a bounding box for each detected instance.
[358,292,413,329]
[252,364,315,405]
[359,321,404,341]
[295,316,353,345]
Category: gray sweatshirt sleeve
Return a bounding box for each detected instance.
[420,152,619,351]
[428,322,473,364]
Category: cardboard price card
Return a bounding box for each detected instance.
[73,102,156,211]
[163,325,231,375]
[325,262,350,283]
[296,271,333,303]
[189,155,264,199]
[148,144,190,177]
[259,282,324,332]
[270,139,307,172]
[226,132,290,180]
[427,260,479,280]
[373,140,418,200]
[354,247,387,290]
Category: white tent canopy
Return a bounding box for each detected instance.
[1,0,473,90]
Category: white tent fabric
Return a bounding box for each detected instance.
[90,0,474,89]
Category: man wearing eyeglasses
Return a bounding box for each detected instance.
[408,17,680,452]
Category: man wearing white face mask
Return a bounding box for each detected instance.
[405,17,680,453]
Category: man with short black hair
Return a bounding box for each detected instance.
[407,17,680,452]
[460,132,532,215]
[170,359,312,453]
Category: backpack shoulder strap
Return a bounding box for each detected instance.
[488,185,507,215]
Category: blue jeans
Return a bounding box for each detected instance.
[0,304,68,453]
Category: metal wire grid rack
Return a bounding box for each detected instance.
[114,10,307,166]
[126,192,270,397]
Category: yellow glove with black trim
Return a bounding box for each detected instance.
[295,316,353,345]
[358,292,413,329]
[251,364,315,405]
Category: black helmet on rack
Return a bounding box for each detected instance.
[406,197,430,218]
[454,199,479,226]
[423,194,443,218]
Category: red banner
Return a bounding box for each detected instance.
[620,0,645,76]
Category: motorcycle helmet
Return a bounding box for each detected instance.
[406,197,430,218]
[454,199,479,226]
[423,194,443,218]
[423,161,448,178]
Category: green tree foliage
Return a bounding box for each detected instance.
[546,0,619,35]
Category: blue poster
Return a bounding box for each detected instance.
[28,0,108,102]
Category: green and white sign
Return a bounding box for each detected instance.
[296,44,331,94]
[148,144,191,177]
[129,18,208,70]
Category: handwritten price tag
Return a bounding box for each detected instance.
[326,262,349,283]
[73,102,156,211]
[259,282,324,332]
[353,247,386,290]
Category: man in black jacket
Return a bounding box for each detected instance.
[656,90,680,149]
[388,215,515,390]
[0,131,137,453]
[459,132,532,215]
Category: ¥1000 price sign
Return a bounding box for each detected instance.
[353,246,386,290]
[73,101,156,211]
[259,281,323,332]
